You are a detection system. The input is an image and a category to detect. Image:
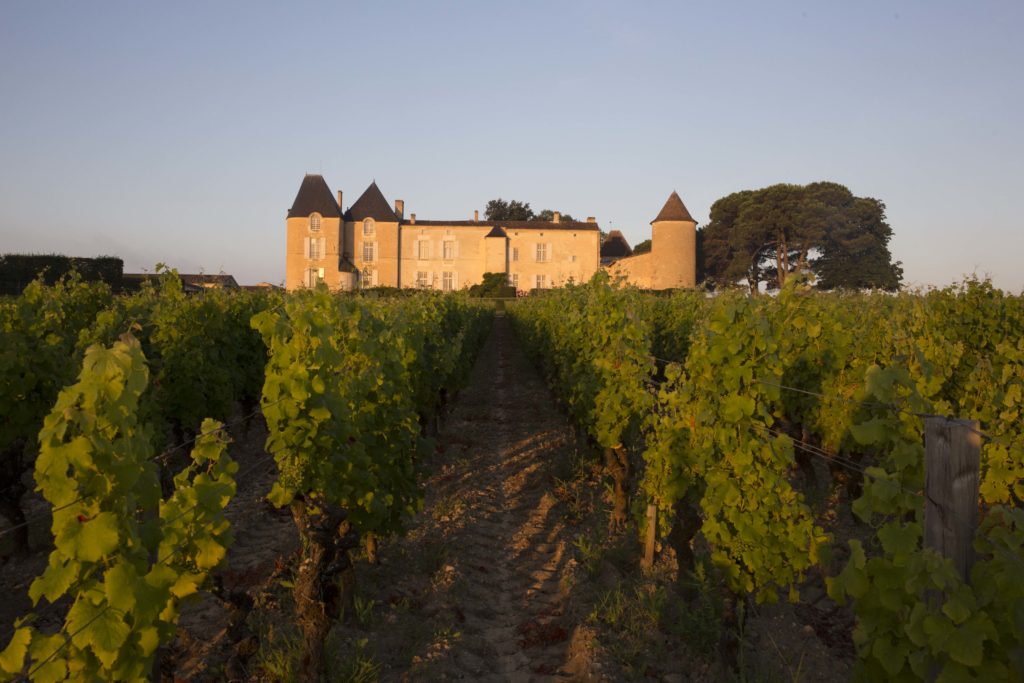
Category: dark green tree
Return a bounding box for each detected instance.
[468,272,515,298]
[534,209,576,223]
[699,182,902,292]
[632,239,652,255]
[813,192,903,290]
[485,199,534,221]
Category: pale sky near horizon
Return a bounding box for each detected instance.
[1,1,1021,290]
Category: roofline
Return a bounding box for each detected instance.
[398,220,600,231]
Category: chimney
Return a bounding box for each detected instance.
[553,211,561,223]
[395,199,404,220]
[410,213,416,224]
[587,216,596,223]
[474,210,479,222]
[337,190,343,211]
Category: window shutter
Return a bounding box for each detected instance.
[547,242,553,261]
[454,240,460,259]
[304,237,310,258]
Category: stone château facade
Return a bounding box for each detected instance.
[284,175,696,292]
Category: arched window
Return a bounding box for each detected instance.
[363,219,375,237]
[309,213,321,232]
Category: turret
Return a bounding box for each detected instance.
[650,191,697,289]
[285,174,344,291]
[483,225,509,274]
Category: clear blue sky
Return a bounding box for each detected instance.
[1,1,1021,289]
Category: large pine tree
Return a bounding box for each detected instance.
[699,182,902,292]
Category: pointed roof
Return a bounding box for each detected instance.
[339,255,357,273]
[651,191,695,224]
[288,174,341,218]
[344,181,398,222]
[484,225,508,238]
[600,230,633,258]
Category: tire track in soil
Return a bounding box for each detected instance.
[427,314,601,682]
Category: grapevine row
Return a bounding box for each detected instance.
[1,281,492,681]
[510,274,1024,679]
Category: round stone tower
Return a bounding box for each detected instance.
[651,191,697,289]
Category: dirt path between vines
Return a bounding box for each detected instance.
[421,314,599,681]
[335,313,605,681]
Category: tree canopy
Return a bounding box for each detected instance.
[468,272,515,298]
[632,239,652,255]
[485,199,534,221]
[699,182,902,292]
[484,199,575,223]
[534,209,576,223]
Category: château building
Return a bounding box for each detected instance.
[284,175,695,292]
[602,191,697,289]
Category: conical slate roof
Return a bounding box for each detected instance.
[344,181,398,222]
[484,226,508,238]
[600,230,633,258]
[288,174,341,218]
[652,191,695,223]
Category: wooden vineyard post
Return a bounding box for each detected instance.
[924,417,982,581]
[642,503,657,568]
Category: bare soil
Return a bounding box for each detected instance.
[321,313,607,681]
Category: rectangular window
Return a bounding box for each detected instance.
[309,238,323,260]
[443,240,456,261]
[512,247,519,262]
[416,271,429,288]
[442,271,455,291]
[571,254,578,263]
[305,268,319,288]
[363,220,375,237]
[362,242,376,263]
[417,240,430,260]
[535,243,548,262]
[535,274,546,289]
[510,273,518,289]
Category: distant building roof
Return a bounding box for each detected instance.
[242,282,284,291]
[600,230,633,259]
[652,191,695,223]
[179,273,239,289]
[288,174,341,219]
[344,182,399,222]
[403,219,599,232]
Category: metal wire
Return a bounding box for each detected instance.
[0,399,282,542]
[750,423,924,498]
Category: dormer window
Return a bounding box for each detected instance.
[309,213,321,232]
[363,219,375,237]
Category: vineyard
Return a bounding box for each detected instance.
[0,273,491,681]
[509,273,1024,680]
[0,271,1021,681]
